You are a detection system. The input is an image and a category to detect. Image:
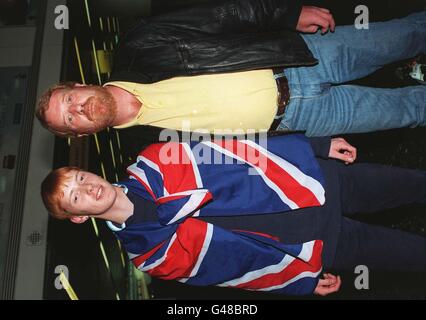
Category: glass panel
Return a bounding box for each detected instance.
[0,0,38,26]
[0,66,28,291]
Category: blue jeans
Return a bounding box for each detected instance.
[280,11,426,137]
[332,163,426,272]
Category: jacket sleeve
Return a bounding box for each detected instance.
[308,137,331,159]
[147,0,303,34]
[136,218,323,296]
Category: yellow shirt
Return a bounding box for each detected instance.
[107,69,278,133]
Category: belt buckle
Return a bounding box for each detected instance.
[276,86,282,106]
[275,78,287,117]
[274,113,285,120]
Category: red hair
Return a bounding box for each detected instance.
[40,167,79,219]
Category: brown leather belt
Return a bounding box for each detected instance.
[269,71,291,131]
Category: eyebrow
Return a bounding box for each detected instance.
[68,171,79,204]
[59,92,68,128]
[62,112,67,129]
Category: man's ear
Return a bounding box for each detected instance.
[70,216,89,224]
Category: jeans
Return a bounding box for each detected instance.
[332,163,426,272]
[280,11,426,137]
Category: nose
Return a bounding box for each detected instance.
[85,183,94,195]
[70,103,85,115]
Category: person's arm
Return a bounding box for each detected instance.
[308,137,332,159]
[309,137,357,164]
[314,273,342,296]
[148,0,304,34]
[328,137,357,164]
[296,6,335,34]
[134,217,325,296]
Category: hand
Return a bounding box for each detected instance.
[329,137,357,164]
[314,273,342,296]
[296,6,335,34]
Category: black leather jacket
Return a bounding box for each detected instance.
[110,0,318,83]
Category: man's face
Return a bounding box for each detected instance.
[59,169,117,218]
[45,84,117,136]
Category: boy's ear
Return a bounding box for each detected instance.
[70,216,89,224]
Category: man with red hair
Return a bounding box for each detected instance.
[35,1,426,140]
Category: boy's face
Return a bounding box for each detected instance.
[59,169,117,219]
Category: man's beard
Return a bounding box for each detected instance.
[84,86,117,131]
